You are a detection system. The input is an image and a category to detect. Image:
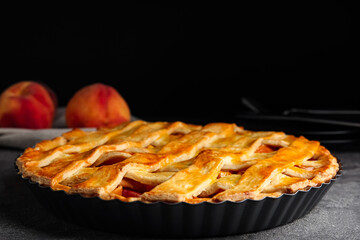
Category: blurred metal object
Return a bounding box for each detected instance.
[283,108,360,116]
[238,98,360,148]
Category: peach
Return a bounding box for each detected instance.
[41,82,58,109]
[0,81,56,129]
[66,83,131,128]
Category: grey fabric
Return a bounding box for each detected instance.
[0,107,139,149]
[0,128,94,149]
[0,108,88,149]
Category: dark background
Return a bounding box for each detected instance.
[3,3,358,120]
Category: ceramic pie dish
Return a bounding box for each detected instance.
[15,120,341,237]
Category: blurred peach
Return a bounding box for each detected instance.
[0,81,56,129]
[66,83,131,128]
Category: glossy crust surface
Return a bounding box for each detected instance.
[16,120,339,203]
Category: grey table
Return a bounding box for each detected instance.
[1,147,359,239]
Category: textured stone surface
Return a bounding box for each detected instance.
[1,147,359,239]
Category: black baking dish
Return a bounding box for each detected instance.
[16,158,342,238]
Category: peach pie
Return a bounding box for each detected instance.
[16,120,339,203]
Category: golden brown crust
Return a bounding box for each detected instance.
[16,120,339,203]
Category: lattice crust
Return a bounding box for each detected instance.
[16,120,339,203]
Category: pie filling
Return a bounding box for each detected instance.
[16,120,339,203]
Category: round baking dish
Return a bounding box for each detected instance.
[16,158,342,238]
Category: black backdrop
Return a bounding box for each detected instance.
[3,3,358,120]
